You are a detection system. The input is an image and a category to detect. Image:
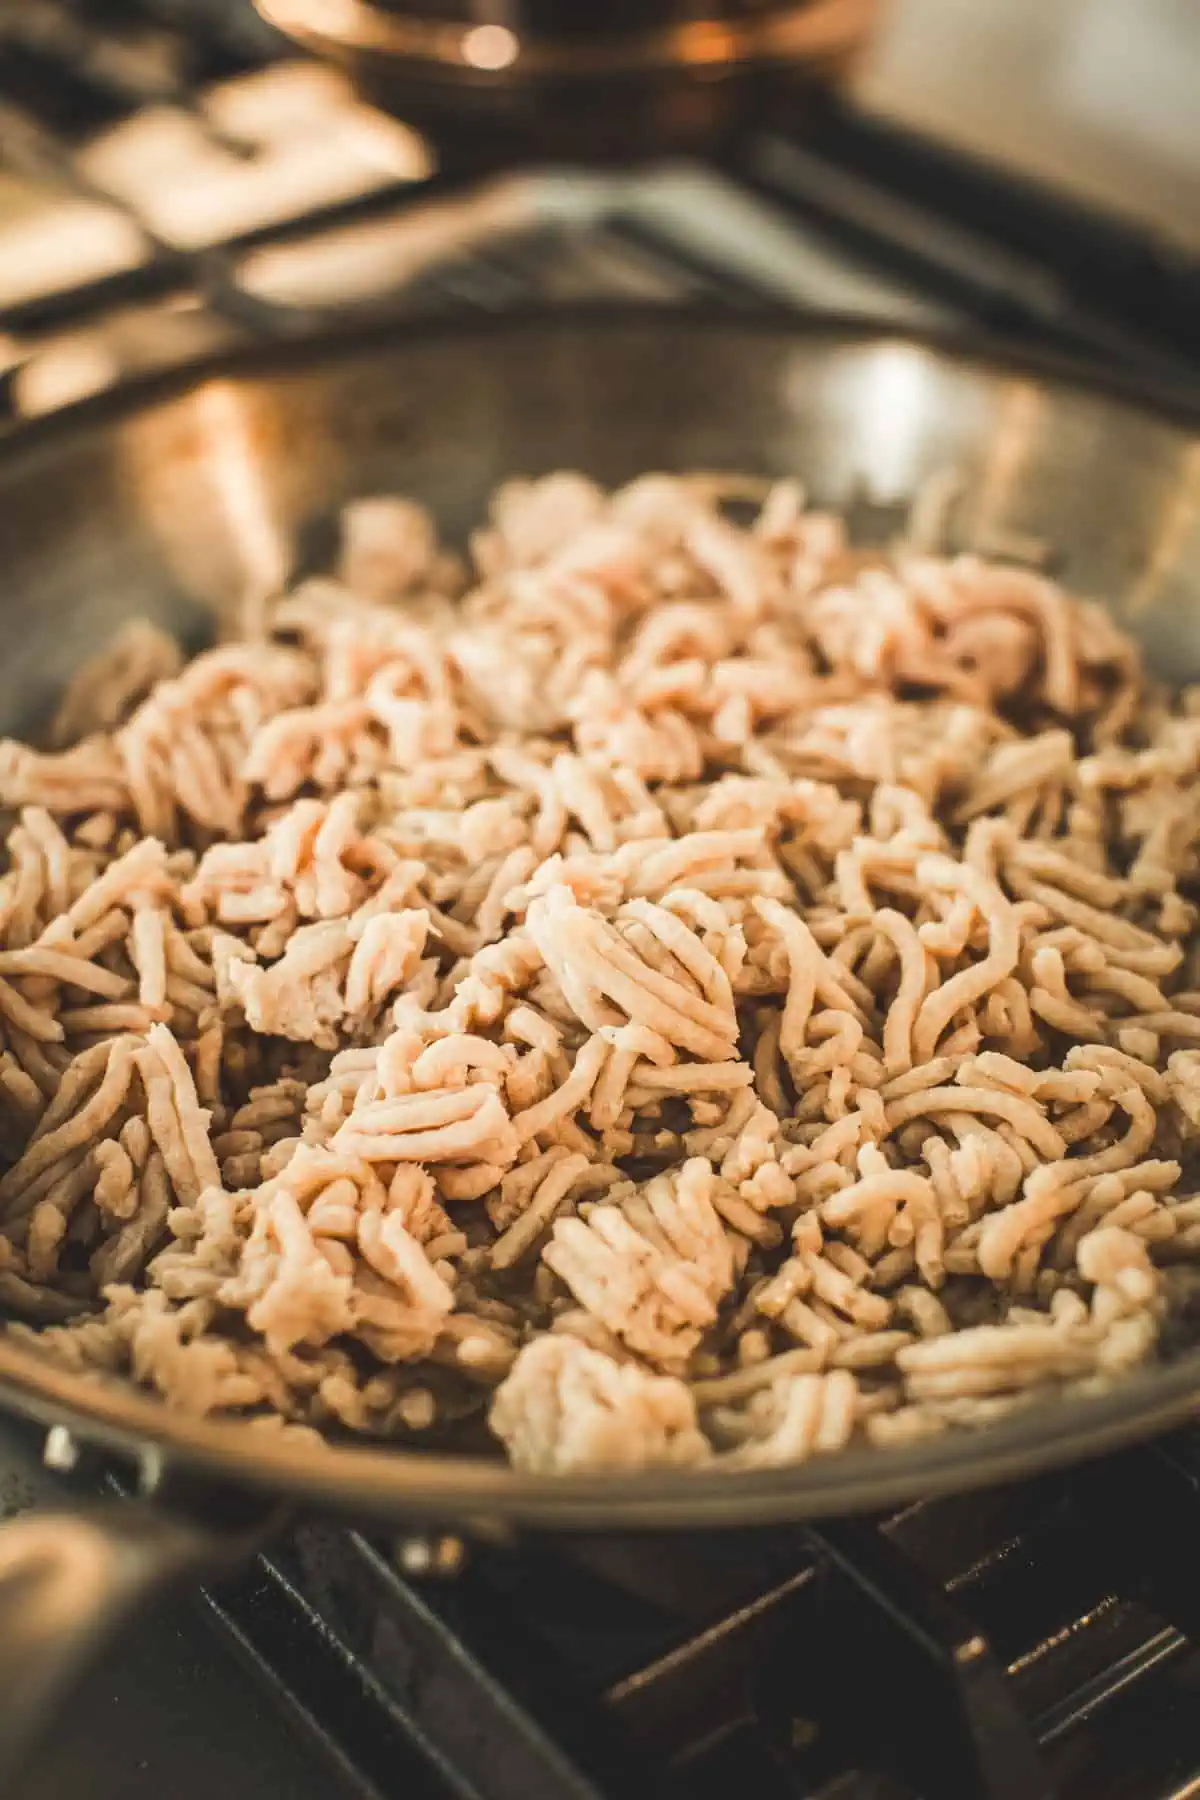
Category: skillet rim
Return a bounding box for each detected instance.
[1,302,1198,454]
[0,304,1197,1529]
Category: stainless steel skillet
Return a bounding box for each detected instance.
[0,310,1197,1776]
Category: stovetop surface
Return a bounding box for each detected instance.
[0,0,1196,415]
[13,1402,1200,1800]
[2,9,1200,1800]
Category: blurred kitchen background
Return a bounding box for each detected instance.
[862,0,1200,250]
[0,0,1196,420]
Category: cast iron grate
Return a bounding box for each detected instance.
[199,1439,1200,1800]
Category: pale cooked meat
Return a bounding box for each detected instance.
[0,470,1197,1469]
[490,1334,709,1473]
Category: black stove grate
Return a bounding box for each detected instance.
[197,1441,1200,1800]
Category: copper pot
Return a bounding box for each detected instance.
[251,0,880,159]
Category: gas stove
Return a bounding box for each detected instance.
[0,0,1196,414]
[4,7,1200,1800]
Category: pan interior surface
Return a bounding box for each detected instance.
[1,312,1199,1526]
